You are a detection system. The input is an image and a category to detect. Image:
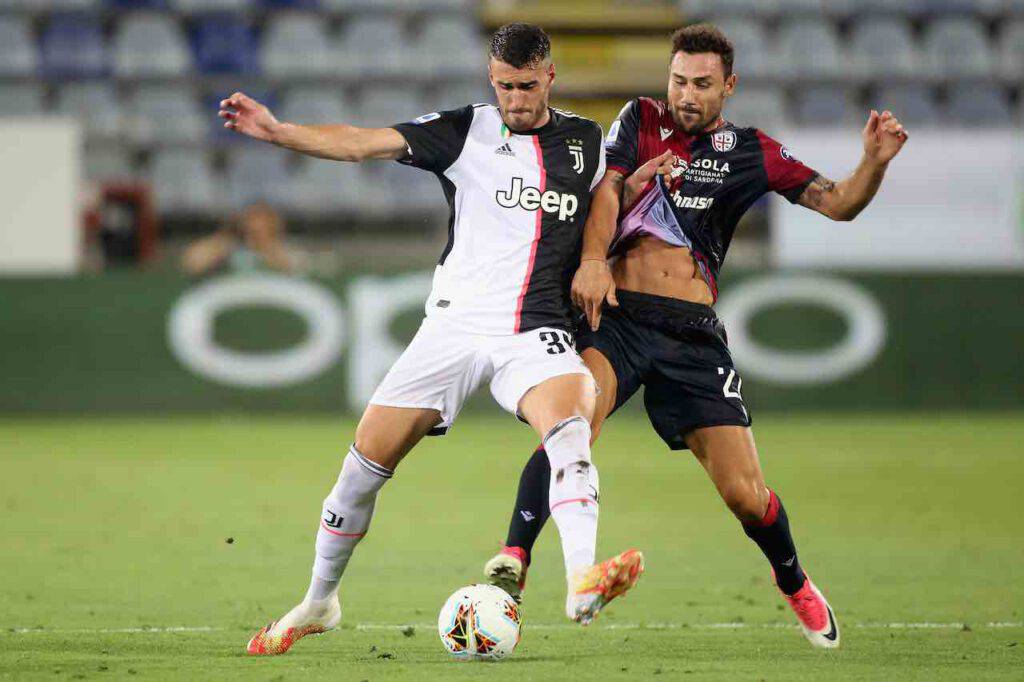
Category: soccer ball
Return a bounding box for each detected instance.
[437,584,521,661]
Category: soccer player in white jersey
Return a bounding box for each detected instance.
[218,23,644,655]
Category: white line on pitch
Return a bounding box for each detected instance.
[355,621,1024,631]
[6,626,222,635]
[6,622,1022,635]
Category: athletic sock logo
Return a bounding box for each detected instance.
[322,510,344,529]
[519,510,536,522]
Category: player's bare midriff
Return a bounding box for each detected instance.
[610,235,714,306]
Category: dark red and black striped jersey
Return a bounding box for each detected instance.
[605,97,818,300]
[393,105,605,334]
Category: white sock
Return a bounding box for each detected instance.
[544,416,599,578]
[306,444,391,601]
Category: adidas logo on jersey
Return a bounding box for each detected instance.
[495,143,515,157]
[496,177,580,222]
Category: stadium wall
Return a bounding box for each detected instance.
[2,270,1021,414]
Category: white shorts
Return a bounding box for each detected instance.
[369,317,591,433]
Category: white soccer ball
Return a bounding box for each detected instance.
[437,584,522,661]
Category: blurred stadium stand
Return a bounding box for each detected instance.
[0,0,1019,243]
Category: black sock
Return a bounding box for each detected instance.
[742,489,807,595]
[503,446,551,562]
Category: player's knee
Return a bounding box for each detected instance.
[721,483,767,524]
[543,417,599,507]
[542,416,592,468]
[352,428,399,471]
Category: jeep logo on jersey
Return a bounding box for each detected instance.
[567,139,585,174]
[496,177,579,221]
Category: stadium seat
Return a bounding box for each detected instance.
[359,161,440,217]
[922,17,993,77]
[0,17,37,77]
[150,149,222,213]
[918,0,986,15]
[681,0,780,19]
[0,84,46,117]
[725,86,788,132]
[107,0,170,9]
[942,83,1013,126]
[225,144,294,209]
[870,85,941,126]
[279,87,356,125]
[859,0,937,15]
[40,15,108,78]
[45,0,102,10]
[320,0,413,11]
[125,85,207,145]
[423,81,491,113]
[793,86,860,126]
[401,0,473,9]
[357,87,423,127]
[171,0,250,12]
[414,16,484,78]
[112,14,192,77]
[285,157,363,214]
[793,0,861,18]
[83,148,136,181]
[776,18,843,78]
[334,16,406,78]
[192,14,259,74]
[259,0,320,8]
[55,82,124,139]
[711,19,773,78]
[999,20,1024,79]
[848,17,921,78]
[261,13,336,77]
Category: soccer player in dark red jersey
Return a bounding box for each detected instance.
[485,23,907,648]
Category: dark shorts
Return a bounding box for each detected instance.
[575,290,751,451]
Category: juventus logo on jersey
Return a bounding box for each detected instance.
[567,139,585,174]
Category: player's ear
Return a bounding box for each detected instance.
[546,60,556,85]
[724,72,737,97]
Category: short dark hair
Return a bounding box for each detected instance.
[489,22,551,69]
[670,23,734,76]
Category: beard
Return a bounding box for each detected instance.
[671,106,719,135]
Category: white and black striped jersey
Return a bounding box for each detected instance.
[392,104,606,335]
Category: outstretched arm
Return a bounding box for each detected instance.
[218,92,408,162]
[797,110,908,222]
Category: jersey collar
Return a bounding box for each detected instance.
[503,108,557,137]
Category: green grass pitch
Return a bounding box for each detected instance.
[2,413,1022,680]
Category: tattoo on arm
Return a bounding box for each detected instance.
[799,174,837,210]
